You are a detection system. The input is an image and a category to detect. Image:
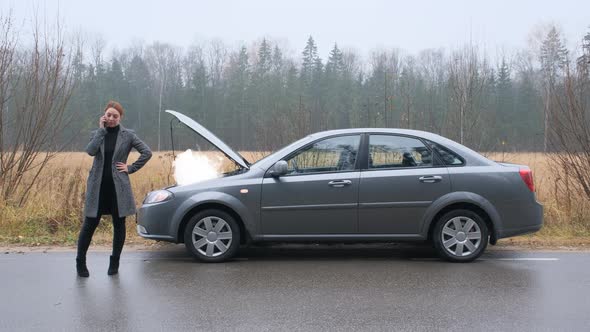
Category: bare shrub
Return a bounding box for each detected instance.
[0,13,76,206]
[548,61,590,212]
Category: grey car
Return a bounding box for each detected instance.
[137,110,543,262]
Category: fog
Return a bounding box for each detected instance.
[3,0,589,57]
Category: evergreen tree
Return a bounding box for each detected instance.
[226,46,250,148]
[540,27,568,86]
[271,45,283,73]
[325,44,344,128]
[539,26,568,151]
[301,36,319,90]
[496,58,514,143]
[256,39,272,77]
[577,29,590,77]
[126,55,152,136]
[56,35,570,152]
[326,44,344,75]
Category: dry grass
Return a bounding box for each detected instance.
[0,151,588,246]
[0,150,268,245]
[483,152,590,242]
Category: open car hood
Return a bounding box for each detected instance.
[165,110,250,169]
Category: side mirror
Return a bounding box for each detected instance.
[269,160,288,177]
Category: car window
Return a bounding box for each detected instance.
[426,140,464,165]
[286,135,361,175]
[368,135,433,169]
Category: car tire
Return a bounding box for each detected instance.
[184,209,241,263]
[432,209,488,262]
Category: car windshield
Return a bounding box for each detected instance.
[250,135,314,167]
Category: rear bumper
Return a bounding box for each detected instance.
[496,200,543,239]
[497,223,543,238]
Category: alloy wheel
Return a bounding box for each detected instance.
[191,216,233,257]
[441,216,482,257]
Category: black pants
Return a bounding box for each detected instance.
[77,214,126,260]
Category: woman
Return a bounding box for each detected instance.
[76,101,152,277]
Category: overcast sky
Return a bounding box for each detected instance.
[2,0,589,59]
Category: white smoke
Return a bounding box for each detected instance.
[173,149,222,186]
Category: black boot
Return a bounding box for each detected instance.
[76,258,89,277]
[108,255,119,275]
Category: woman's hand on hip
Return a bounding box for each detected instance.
[116,162,128,173]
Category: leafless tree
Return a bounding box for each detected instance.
[207,39,228,88]
[549,56,590,204]
[206,39,228,134]
[90,35,106,72]
[418,49,447,133]
[0,14,18,194]
[448,45,489,146]
[145,42,181,151]
[539,26,568,152]
[0,13,76,206]
[399,56,417,129]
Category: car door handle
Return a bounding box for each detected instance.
[419,176,442,183]
[328,180,352,187]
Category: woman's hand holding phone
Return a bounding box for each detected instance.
[99,115,106,128]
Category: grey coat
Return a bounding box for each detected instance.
[84,125,152,218]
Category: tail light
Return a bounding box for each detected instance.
[519,168,535,192]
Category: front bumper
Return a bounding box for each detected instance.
[136,201,178,242]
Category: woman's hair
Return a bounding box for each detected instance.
[104,100,124,117]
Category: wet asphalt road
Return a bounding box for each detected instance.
[1,244,589,331]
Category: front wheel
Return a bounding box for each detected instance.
[432,209,489,262]
[183,209,241,262]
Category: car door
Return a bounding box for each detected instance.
[261,135,362,235]
[359,134,450,234]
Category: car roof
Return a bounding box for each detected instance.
[308,128,443,140]
[253,127,494,169]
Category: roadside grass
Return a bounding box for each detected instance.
[0,151,588,247]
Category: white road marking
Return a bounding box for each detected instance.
[409,257,560,261]
[482,258,559,261]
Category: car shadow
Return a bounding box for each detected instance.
[147,242,444,262]
[237,242,439,261]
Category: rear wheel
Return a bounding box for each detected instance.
[184,209,240,262]
[432,209,488,262]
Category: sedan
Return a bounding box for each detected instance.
[136,110,543,262]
